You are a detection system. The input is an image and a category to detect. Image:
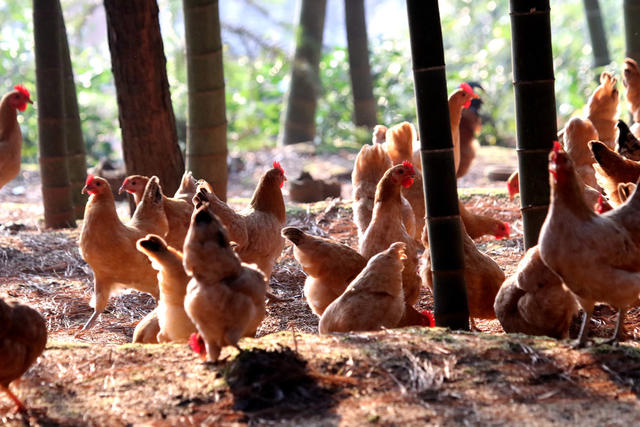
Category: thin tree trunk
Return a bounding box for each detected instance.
[624,0,640,64]
[406,0,469,331]
[279,0,327,145]
[33,0,75,229]
[345,0,377,128]
[183,0,228,200]
[509,0,557,250]
[104,0,184,196]
[59,9,88,219]
[583,0,610,67]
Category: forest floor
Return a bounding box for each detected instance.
[2,145,640,426]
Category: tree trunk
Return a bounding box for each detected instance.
[59,9,88,219]
[183,0,228,200]
[406,0,469,331]
[104,0,184,196]
[33,0,76,229]
[345,0,377,128]
[624,0,640,64]
[582,0,610,67]
[509,0,557,250]
[279,0,327,145]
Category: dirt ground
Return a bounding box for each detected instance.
[2,145,640,426]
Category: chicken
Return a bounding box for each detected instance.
[539,142,640,346]
[562,117,600,189]
[0,298,47,412]
[375,122,425,241]
[622,57,640,138]
[457,86,483,178]
[616,119,640,161]
[351,143,416,240]
[494,246,578,339]
[458,201,510,240]
[132,308,160,344]
[192,161,286,280]
[0,85,32,191]
[281,226,366,316]
[136,234,196,342]
[120,174,193,250]
[410,83,479,172]
[371,124,387,144]
[507,170,519,201]
[508,167,605,212]
[591,140,640,206]
[360,162,421,305]
[173,170,198,203]
[585,71,619,148]
[183,204,266,362]
[319,242,407,334]
[79,175,168,330]
[421,226,504,327]
[383,121,418,166]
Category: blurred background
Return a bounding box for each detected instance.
[0,0,625,164]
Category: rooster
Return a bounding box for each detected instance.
[0,85,33,191]
[539,142,640,347]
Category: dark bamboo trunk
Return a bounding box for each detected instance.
[33,0,76,229]
[104,0,184,196]
[279,0,327,145]
[509,0,557,250]
[345,0,377,128]
[582,0,610,67]
[406,0,469,330]
[59,9,88,219]
[624,0,640,64]
[183,0,228,200]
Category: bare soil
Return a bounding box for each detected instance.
[2,145,640,426]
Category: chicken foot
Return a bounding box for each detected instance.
[0,384,26,413]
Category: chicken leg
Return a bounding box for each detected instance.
[0,384,26,413]
[602,309,626,346]
[574,306,594,349]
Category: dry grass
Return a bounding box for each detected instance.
[2,147,640,425]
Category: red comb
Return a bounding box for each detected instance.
[272,161,284,173]
[402,160,416,175]
[188,332,206,358]
[85,174,95,186]
[495,222,510,239]
[14,84,30,99]
[420,310,435,327]
[596,194,613,214]
[460,82,474,95]
[552,140,562,153]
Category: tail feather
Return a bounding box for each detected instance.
[616,120,640,161]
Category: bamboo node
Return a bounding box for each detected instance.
[412,65,446,73]
[419,147,454,154]
[515,147,554,153]
[520,204,550,213]
[512,78,555,86]
[426,214,461,222]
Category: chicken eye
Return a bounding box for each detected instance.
[96,182,102,186]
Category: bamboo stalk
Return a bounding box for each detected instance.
[406,0,468,330]
[183,0,228,200]
[510,0,557,250]
[33,0,75,229]
[582,0,610,67]
[345,0,377,128]
[279,0,327,145]
[625,0,640,64]
[59,7,88,219]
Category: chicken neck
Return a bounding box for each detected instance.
[249,175,286,223]
[0,93,18,141]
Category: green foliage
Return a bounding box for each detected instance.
[0,0,630,165]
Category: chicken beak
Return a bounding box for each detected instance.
[118,185,126,195]
[81,185,89,195]
[27,98,33,104]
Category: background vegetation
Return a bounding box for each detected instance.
[0,0,626,164]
